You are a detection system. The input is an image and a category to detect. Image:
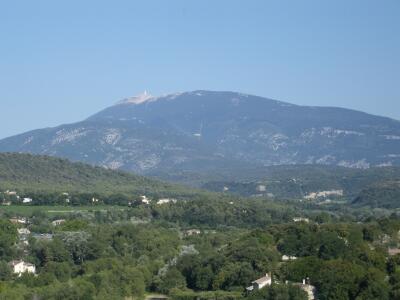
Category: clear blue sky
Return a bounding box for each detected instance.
[0,0,399,139]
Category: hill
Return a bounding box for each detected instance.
[352,181,400,208]
[0,153,198,198]
[164,165,400,201]
[0,91,399,176]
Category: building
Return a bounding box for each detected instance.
[10,218,27,225]
[22,198,33,204]
[157,198,177,205]
[9,260,36,276]
[282,255,298,261]
[257,185,267,192]
[141,195,151,204]
[5,190,17,196]
[246,273,272,292]
[185,229,201,236]
[293,217,310,223]
[388,248,400,256]
[52,219,66,226]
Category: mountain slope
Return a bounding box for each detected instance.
[1,90,400,175]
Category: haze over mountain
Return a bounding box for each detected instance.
[0,90,399,177]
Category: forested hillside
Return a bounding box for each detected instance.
[0,153,197,198]
[352,181,400,208]
[188,165,400,200]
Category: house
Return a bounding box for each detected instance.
[17,228,31,236]
[52,219,66,226]
[185,229,201,236]
[157,198,177,205]
[22,198,33,204]
[5,190,17,196]
[294,279,316,300]
[141,195,151,204]
[246,273,272,292]
[9,260,36,276]
[282,255,298,261]
[388,248,400,256]
[10,218,27,225]
[2,201,11,206]
[293,217,310,223]
[257,185,267,192]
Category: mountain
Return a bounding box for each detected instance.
[1,90,400,176]
[0,152,197,198]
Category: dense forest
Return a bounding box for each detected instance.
[1,201,400,299]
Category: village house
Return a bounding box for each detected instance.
[282,255,298,261]
[5,190,17,196]
[9,260,36,276]
[10,217,27,225]
[293,217,310,223]
[388,248,400,256]
[22,198,33,204]
[185,229,201,236]
[157,198,177,205]
[246,273,272,292]
[141,195,151,204]
[52,219,66,226]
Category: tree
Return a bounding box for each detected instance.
[0,219,17,260]
[158,268,187,294]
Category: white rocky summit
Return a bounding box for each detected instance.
[118,91,155,105]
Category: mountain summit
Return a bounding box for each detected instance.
[0,90,399,175]
[117,91,155,105]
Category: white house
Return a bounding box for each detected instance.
[9,260,36,276]
[157,198,177,205]
[141,195,151,204]
[293,217,310,223]
[52,219,66,226]
[185,229,201,236]
[246,273,272,292]
[282,255,298,261]
[22,198,33,204]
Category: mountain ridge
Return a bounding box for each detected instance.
[1,90,399,176]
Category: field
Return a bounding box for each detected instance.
[0,205,124,216]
